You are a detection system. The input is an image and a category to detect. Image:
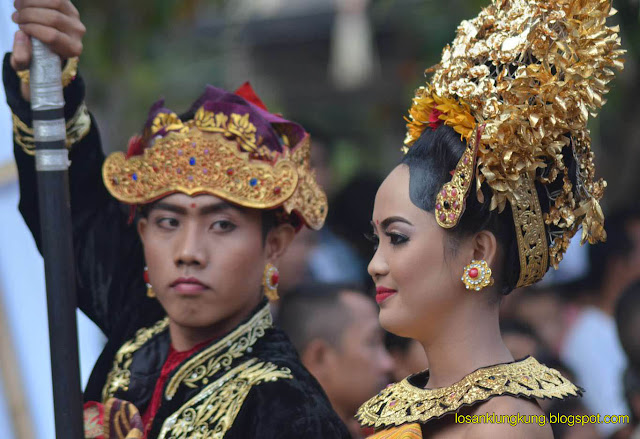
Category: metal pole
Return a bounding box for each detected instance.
[30,38,84,438]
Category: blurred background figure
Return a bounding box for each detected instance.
[277,283,393,438]
[547,398,601,439]
[499,319,548,361]
[617,281,640,439]
[384,332,428,383]
[558,208,640,437]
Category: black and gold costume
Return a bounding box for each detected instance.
[3,54,349,438]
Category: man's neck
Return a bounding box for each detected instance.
[168,301,261,351]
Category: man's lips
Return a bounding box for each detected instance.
[170,277,208,294]
[375,287,397,304]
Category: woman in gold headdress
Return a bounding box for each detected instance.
[357,0,624,437]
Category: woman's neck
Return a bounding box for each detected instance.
[419,300,513,389]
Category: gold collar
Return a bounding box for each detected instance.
[164,303,272,399]
[357,357,581,428]
[103,302,272,402]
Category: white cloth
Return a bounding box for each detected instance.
[561,306,630,436]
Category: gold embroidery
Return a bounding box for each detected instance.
[165,304,272,399]
[157,359,292,439]
[16,56,79,87]
[357,357,581,428]
[102,317,169,401]
[13,101,92,156]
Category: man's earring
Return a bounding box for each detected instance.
[144,266,155,298]
[461,259,493,291]
[262,263,280,301]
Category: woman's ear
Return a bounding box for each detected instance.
[137,217,148,246]
[265,223,296,261]
[471,230,498,267]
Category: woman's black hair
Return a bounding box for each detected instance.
[400,124,572,295]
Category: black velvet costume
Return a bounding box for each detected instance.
[4,54,349,439]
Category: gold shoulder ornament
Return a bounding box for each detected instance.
[356,357,581,429]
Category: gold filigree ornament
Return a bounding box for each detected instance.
[356,356,582,429]
[103,108,328,230]
[102,317,170,401]
[403,0,624,287]
[158,358,292,439]
[164,303,272,399]
[434,126,481,228]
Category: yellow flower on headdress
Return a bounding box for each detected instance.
[403,85,475,153]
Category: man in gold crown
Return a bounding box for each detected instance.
[5,1,350,437]
[357,0,624,437]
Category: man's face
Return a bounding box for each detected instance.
[325,291,394,417]
[138,193,269,336]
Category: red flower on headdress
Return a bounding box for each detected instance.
[428,107,444,130]
[125,135,145,159]
[234,82,268,111]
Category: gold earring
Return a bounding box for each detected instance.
[262,263,280,301]
[144,266,155,298]
[461,259,493,291]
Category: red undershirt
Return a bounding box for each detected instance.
[141,339,212,438]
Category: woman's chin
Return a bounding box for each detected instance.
[378,308,411,339]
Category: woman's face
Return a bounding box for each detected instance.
[138,193,289,334]
[368,165,469,341]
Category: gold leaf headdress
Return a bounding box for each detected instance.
[404,0,624,287]
[103,84,327,230]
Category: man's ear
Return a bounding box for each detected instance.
[301,338,335,378]
[137,217,148,246]
[265,223,296,261]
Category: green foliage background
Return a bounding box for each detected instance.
[72,0,638,211]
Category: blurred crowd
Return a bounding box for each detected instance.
[269,138,640,439]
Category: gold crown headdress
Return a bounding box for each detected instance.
[103,84,327,230]
[404,0,624,287]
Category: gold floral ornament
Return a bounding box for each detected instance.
[103,86,328,230]
[403,0,624,285]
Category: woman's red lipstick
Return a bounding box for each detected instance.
[170,277,208,295]
[375,287,397,304]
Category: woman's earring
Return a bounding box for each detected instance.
[262,263,280,301]
[144,266,155,298]
[461,259,493,291]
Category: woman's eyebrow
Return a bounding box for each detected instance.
[380,216,413,230]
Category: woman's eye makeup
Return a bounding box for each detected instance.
[385,231,409,246]
[364,231,380,250]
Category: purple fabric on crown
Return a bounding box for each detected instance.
[142,85,305,153]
